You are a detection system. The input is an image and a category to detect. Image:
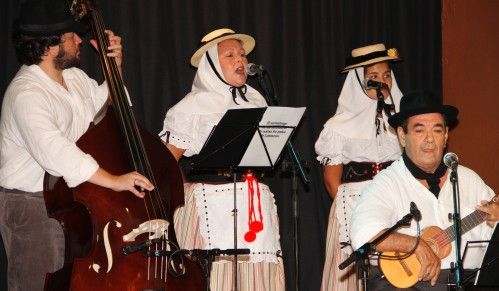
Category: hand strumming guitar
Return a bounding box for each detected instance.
[477,196,499,227]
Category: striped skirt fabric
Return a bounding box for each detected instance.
[174,183,285,291]
[320,198,360,291]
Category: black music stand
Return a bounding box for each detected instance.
[475,226,499,287]
[191,107,303,291]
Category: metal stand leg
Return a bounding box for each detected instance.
[292,167,300,291]
[232,172,239,291]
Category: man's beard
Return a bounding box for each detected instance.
[54,44,80,70]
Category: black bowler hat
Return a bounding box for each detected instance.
[388,91,458,128]
[13,0,87,37]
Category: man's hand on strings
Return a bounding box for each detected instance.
[89,30,123,75]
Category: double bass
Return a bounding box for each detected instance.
[43,0,205,289]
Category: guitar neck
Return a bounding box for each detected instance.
[441,209,488,243]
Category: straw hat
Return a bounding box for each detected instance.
[388,91,458,128]
[342,43,401,72]
[190,28,255,67]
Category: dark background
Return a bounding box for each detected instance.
[0,1,441,290]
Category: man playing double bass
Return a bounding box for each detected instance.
[0,0,154,290]
[350,91,498,290]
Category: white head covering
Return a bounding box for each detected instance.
[160,42,268,156]
[324,67,403,140]
[169,45,267,115]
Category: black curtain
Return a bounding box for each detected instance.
[0,1,441,290]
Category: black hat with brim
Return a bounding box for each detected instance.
[14,0,87,37]
[388,91,459,128]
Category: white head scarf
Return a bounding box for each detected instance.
[324,66,403,140]
[170,45,267,115]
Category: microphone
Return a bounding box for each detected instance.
[410,201,422,222]
[123,238,162,255]
[339,202,418,270]
[338,242,373,270]
[362,79,387,90]
[246,63,265,76]
[443,152,459,170]
[148,248,251,258]
[191,248,251,256]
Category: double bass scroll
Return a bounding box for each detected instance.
[43,0,205,290]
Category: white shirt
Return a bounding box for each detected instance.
[0,65,108,192]
[315,125,401,165]
[351,157,496,269]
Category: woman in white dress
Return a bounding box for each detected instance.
[316,43,403,291]
[160,28,285,291]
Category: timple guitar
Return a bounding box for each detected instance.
[379,197,497,288]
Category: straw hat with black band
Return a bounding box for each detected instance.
[342,43,401,73]
[190,28,255,68]
[13,0,87,37]
[317,43,404,141]
[340,43,403,124]
[163,27,266,121]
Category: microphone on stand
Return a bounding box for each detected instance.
[362,79,388,90]
[338,242,374,270]
[246,60,309,291]
[443,152,459,171]
[339,202,418,270]
[245,63,265,76]
[444,151,463,287]
[246,62,275,106]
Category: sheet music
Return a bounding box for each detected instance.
[238,107,305,167]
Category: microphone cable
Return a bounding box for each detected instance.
[375,217,421,260]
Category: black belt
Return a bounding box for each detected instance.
[185,170,266,183]
[341,161,393,183]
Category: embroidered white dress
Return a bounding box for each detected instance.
[160,46,284,291]
[315,68,402,291]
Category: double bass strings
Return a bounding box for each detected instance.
[89,5,173,281]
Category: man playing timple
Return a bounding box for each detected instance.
[350,91,497,290]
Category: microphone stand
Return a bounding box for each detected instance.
[254,69,309,291]
[255,70,309,185]
[449,165,464,290]
[339,211,414,291]
[375,87,393,118]
[232,170,239,291]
